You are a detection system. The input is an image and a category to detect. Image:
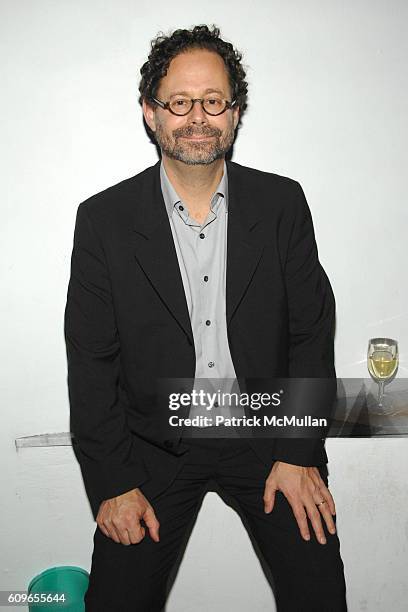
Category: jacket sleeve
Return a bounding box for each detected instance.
[64,202,150,517]
[272,182,336,467]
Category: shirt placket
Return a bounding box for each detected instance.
[190,203,215,416]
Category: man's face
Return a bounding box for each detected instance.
[143,48,240,165]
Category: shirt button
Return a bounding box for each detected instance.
[214,401,219,408]
[199,233,205,239]
[204,275,208,282]
[206,320,211,326]
[178,205,184,211]
[208,361,215,368]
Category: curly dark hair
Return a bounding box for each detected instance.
[138,24,248,137]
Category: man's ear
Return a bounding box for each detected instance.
[233,105,240,129]
[142,99,156,134]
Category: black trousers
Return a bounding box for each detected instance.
[84,436,347,611]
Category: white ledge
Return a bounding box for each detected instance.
[15,432,74,448]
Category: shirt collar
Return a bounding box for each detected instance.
[160,160,228,218]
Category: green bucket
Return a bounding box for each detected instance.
[27,566,89,611]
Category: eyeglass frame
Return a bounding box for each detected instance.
[149,95,238,116]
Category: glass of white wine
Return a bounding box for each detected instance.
[367,338,399,408]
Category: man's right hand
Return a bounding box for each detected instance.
[96,488,160,545]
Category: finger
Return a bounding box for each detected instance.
[263,485,276,514]
[104,525,120,543]
[310,471,336,516]
[96,504,110,538]
[111,520,132,545]
[97,511,118,541]
[96,522,110,538]
[315,482,336,516]
[143,507,160,542]
[288,500,311,541]
[316,499,337,535]
[127,520,146,544]
[102,519,123,544]
[323,487,336,516]
[304,498,327,545]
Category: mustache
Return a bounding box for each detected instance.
[173,126,222,138]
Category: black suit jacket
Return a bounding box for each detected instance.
[64,159,336,519]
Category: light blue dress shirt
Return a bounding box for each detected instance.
[160,160,243,431]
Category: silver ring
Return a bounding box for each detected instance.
[316,499,326,507]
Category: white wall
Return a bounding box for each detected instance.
[1,1,407,610]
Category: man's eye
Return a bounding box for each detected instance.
[206,98,222,105]
[174,99,188,106]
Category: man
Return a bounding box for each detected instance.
[64,24,347,611]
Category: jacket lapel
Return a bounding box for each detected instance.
[225,160,264,327]
[131,161,194,344]
[131,159,265,343]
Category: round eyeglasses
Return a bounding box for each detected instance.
[150,95,237,116]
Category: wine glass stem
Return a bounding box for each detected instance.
[378,380,385,407]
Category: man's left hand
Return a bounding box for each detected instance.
[263,461,337,545]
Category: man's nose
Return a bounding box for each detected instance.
[188,100,208,124]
